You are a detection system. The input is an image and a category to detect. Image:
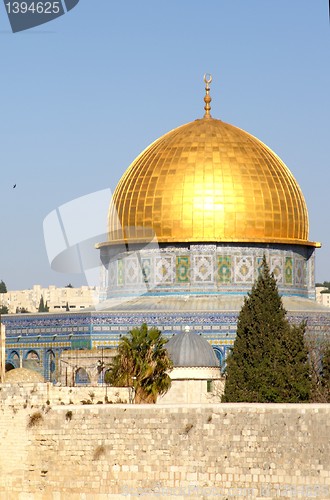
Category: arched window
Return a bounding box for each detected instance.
[9,351,20,368]
[75,367,90,386]
[46,350,56,382]
[24,350,40,371]
[213,347,223,365]
[26,350,39,360]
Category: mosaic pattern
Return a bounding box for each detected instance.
[176,256,190,283]
[218,256,232,284]
[271,256,283,284]
[308,254,315,291]
[108,262,117,286]
[193,256,213,283]
[155,256,174,283]
[5,305,330,382]
[285,257,293,285]
[104,244,315,297]
[118,259,124,285]
[234,257,254,283]
[124,257,139,284]
[295,259,304,286]
[141,258,152,283]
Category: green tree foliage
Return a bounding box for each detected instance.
[0,305,8,314]
[322,343,330,398]
[38,296,49,312]
[0,280,7,293]
[16,307,30,313]
[315,281,330,293]
[222,256,310,403]
[307,335,330,402]
[104,323,173,403]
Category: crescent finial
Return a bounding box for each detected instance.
[203,73,212,118]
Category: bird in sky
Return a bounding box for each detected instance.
[13,184,16,189]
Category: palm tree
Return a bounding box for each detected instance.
[105,323,173,403]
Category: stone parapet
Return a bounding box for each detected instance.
[0,397,329,498]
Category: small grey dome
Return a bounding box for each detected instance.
[166,330,219,367]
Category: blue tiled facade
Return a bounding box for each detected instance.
[4,303,330,381]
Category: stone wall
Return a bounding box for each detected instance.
[0,382,130,406]
[159,379,224,404]
[0,387,330,499]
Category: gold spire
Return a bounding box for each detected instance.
[203,73,212,118]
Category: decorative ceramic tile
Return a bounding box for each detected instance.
[117,259,124,285]
[285,257,293,285]
[108,261,117,286]
[234,256,254,283]
[141,257,152,284]
[295,259,304,286]
[218,256,232,283]
[193,255,213,283]
[155,256,175,283]
[271,256,283,284]
[308,255,315,288]
[124,257,139,284]
[176,256,190,283]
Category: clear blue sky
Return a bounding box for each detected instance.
[0,1,329,290]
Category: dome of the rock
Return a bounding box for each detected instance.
[107,108,315,247]
[97,76,319,302]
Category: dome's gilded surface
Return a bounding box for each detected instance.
[107,102,314,247]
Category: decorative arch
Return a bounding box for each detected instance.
[213,346,224,363]
[25,350,40,361]
[213,346,225,370]
[75,367,90,386]
[7,351,20,369]
[45,349,56,383]
[23,350,40,371]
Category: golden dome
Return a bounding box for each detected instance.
[107,90,317,247]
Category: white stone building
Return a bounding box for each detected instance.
[315,286,330,308]
[0,285,99,314]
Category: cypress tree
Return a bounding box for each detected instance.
[38,295,45,312]
[320,342,330,400]
[222,256,310,402]
[38,296,49,313]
